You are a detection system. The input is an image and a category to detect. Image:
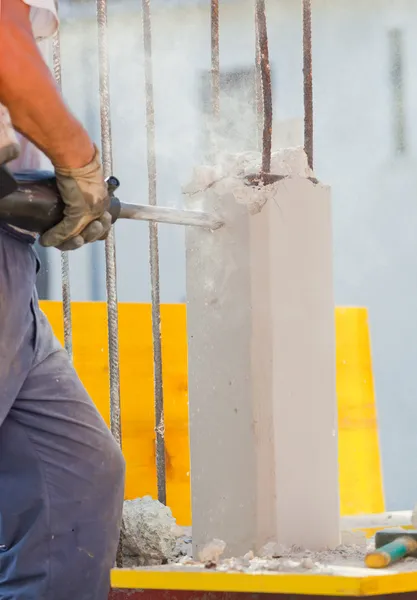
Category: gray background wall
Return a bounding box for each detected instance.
[40,0,417,512]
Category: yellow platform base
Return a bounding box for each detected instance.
[110,567,417,597]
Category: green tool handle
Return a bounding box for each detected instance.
[365,536,417,568]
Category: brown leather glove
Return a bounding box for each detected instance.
[39,145,112,251]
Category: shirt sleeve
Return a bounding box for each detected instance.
[22,0,59,41]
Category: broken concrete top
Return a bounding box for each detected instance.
[183,146,319,191]
[183,146,327,217]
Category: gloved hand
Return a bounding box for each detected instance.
[39,144,112,251]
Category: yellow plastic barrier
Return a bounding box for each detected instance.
[41,302,384,524]
[41,301,191,525]
[336,307,385,516]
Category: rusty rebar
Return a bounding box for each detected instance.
[52,31,73,361]
[142,0,167,507]
[255,0,272,175]
[254,6,263,150]
[302,0,313,170]
[211,0,220,119]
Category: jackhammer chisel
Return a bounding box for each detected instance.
[0,166,223,232]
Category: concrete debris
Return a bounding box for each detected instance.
[198,539,226,564]
[116,520,417,574]
[243,550,254,562]
[122,496,182,566]
[174,526,193,560]
[259,541,288,558]
[183,147,324,227]
[177,555,196,565]
[169,536,383,573]
[183,147,315,197]
[301,557,315,569]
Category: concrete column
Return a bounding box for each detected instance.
[184,148,340,558]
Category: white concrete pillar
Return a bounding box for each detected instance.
[184,148,340,558]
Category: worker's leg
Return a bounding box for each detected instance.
[0,227,125,600]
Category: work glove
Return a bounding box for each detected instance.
[39,144,112,251]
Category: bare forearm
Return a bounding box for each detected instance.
[0,10,94,168]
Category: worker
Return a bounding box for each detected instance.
[0,1,125,599]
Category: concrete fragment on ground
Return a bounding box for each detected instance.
[198,539,226,563]
[122,496,182,566]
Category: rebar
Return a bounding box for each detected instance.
[302,0,313,170]
[142,0,167,507]
[96,0,123,568]
[211,0,220,119]
[255,0,272,175]
[254,5,263,150]
[97,0,122,451]
[52,31,73,361]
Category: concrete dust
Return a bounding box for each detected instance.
[183,147,321,219]
[174,541,370,574]
[169,531,417,575]
[119,501,417,575]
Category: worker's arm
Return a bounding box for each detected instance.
[0,0,93,168]
[0,0,112,250]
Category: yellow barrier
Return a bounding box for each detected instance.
[41,301,191,525]
[336,307,385,516]
[41,302,384,524]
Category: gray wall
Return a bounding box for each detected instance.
[45,0,417,511]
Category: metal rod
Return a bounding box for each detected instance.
[119,202,223,230]
[255,0,273,175]
[97,0,122,451]
[254,6,263,150]
[302,0,313,170]
[52,30,73,361]
[142,0,167,506]
[211,0,220,119]
[96,0,123,569]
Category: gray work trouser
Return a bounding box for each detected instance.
[0,224,125,600]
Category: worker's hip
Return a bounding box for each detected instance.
[0,225,40,424]
[0,221,38,244]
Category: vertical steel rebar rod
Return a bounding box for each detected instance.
[254,6,264,151]
[211,0,220,119]
[96,0,123,569]
[255,0,272,175]
[96,0,122,452]
[142,0,167,506]
[302,0,314,170]
[52,32,73,361]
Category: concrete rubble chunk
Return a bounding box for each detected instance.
[259,541,288,558]
[198,538,226,563]
[122,496,182,566]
